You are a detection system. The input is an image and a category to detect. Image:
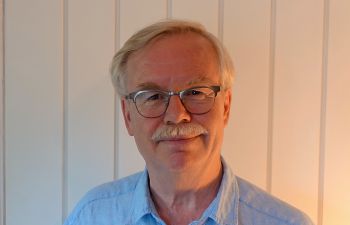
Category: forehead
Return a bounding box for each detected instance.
[125,32,220,91]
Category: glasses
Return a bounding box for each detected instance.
[125,86,221,118]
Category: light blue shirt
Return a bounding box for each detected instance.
[64,160,314,225]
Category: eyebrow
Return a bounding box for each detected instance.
[135,76,218,91]
[187,76,217,86]
[136,82,163,90]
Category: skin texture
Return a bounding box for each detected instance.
[121,32,232,225]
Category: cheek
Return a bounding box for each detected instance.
[197,103,226,140]
[206,115,225,150]
[131,118,162,160]
[130,114,160,141]
[206,117,225,138]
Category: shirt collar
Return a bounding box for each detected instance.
[127,158,239,225]
[128,169,159,224]
[210,158,239,225]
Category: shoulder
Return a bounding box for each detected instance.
[64,171,144,225]
[236,177,314,225]
[82,171,143,203]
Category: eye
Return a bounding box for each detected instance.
[147,93,162,101]
[190,89,203,96]
[137,91,167,105]
[182,87,215,101]
[184,88,204,96]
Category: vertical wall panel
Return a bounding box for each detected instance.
[172,0,219,35]
[222,0,271,189]
[0,1,4,225]
[67,0,115,212]
[323,0,350,224]
[119,0,167,45]
[5,1,63,225]
[118,0,167,178]
[271,0,323,222]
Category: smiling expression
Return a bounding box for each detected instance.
[121,32,231,174]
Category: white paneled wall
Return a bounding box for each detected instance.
[323,0,350,224]
[5,1,63,225]
[222,0,271,190]
[172,0,219,35]
[271,1,324,222]
[66,0,115,212]
[1,1,350,225]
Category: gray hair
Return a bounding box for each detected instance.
[110,19,234,96]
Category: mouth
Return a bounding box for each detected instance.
[157,135,198,142]
[151,123,209,143]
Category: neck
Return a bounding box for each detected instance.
[148,158,223,225]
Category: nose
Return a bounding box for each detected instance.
[163,95,191,124]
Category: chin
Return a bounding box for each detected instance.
[165,151,206,173]
[168,157,191,172]
[151,138,210,172]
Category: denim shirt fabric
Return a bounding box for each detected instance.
[64,159,314,225]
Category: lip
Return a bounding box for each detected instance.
[155,135,198,143]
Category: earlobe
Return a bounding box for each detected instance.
[121,99,134,136]
[223,89,232,126]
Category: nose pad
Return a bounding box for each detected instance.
[163,95,191,124]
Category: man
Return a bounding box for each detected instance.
[64,20,313,225]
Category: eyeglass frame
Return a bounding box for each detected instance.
[124,85,221,118]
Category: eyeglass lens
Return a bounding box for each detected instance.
[133,86,219,118]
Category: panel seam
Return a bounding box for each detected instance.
[1,0,5,224]
[167,0,172,19]
[266,0,277,193]
[218,0,224,41]
[114,0,120,180]
[317,0,330,224]
[62,0,69,221]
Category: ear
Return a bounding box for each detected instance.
[223,89,232,126]
[121,98,134,136]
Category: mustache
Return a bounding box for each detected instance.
[151,123,208,142]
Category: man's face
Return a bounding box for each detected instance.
[121,32,231,173]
